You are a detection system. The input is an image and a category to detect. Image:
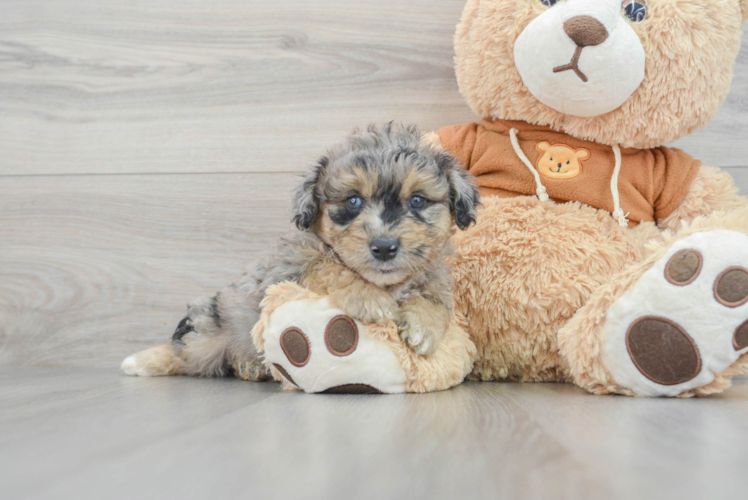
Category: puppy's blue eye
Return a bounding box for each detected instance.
[346,196,363,210]
[408,195,426,210]
[622,0,647,22]
[540,0,559,6]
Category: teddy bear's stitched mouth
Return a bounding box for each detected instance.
[553,46,588,83]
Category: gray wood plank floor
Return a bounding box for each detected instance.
[2,2,748,498]
[2,367,748,500]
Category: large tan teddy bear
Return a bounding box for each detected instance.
[252,0,748,397]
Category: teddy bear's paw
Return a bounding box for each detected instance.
[602,230,748,396]
[261,297,407,394]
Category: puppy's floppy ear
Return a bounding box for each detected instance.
[441,152,480,230]
[291,156,327,231]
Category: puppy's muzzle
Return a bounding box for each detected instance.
[370,237,399,262]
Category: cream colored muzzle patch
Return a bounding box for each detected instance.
[514,0,645,118]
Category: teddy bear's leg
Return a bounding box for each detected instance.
[561,227,748,397]
[559,167,748,397]
[251,282,476,394]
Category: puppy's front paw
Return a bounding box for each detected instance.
[399,323,438,356]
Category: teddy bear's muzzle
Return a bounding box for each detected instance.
[513,0,646,118]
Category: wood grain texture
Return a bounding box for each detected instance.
[0,173,298,367]
[0,0,473,176]
[0,2,747,368]
[2,171,748,369]
[2,5,748,498]
[0,1,746,176]
[2,368,748,500]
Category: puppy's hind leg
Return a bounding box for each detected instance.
[121,294,233,378]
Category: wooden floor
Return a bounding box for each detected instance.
[2,367,748,500]
[2,2,748,498]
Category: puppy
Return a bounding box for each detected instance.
[121,123,480,380]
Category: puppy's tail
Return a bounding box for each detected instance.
[121,293,234,378]
[121,344,187,377]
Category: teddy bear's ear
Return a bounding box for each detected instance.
[536,141,550,152]
[575,148,591,161]
[742,0,748,21]
[291,156,327,230]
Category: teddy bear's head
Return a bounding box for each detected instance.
[455,0,747,148]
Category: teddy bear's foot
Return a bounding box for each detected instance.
[253,282,477,394]
[261,296,408,394]
[603,230,748,396]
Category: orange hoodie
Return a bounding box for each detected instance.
[437,119,701,227]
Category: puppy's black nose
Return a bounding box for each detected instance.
[370,238,399,262]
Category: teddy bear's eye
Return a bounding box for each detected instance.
[540,0,560,7]
[622,0,647,22]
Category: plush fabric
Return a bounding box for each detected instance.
[436,119,701,225]
[454,0,745,148]
[513,0,646,117]
[252,282,476,393]
[254,0,748,397]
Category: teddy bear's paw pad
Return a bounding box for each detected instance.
[734,321,748,350]
[664,249,703,286]
[262,297,407,394]
[280,328,311,366]
[603,230,748,397]
[626,317,701,386]
[714,267,748,307]
[325,316,359,356]
[322,384,383,394]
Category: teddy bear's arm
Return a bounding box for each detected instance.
[299,258,398,324]
[658,166,747,232]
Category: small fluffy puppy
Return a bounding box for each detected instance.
[122,123,479,380]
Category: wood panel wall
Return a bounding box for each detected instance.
[1,1,747,367]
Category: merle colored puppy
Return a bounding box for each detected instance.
[122,123,480,380]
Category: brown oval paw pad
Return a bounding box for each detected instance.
[322,384,382,394]
[325,315,358,357]
[664,249,702,286]
[272,363,298,387]
[626,317,701,386]
[734,321,748,351]
[280,327,311,367]
[714,267,748,307]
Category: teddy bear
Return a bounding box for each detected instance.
[253,0,748,397]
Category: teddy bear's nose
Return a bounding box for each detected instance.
[563,15,609,47]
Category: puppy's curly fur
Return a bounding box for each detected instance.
[121,123,479,379]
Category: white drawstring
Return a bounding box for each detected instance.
[510,128,549,202]
[610,145,629,227]
[510,128,628,226]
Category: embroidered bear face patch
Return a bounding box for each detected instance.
[536,141,590,180]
